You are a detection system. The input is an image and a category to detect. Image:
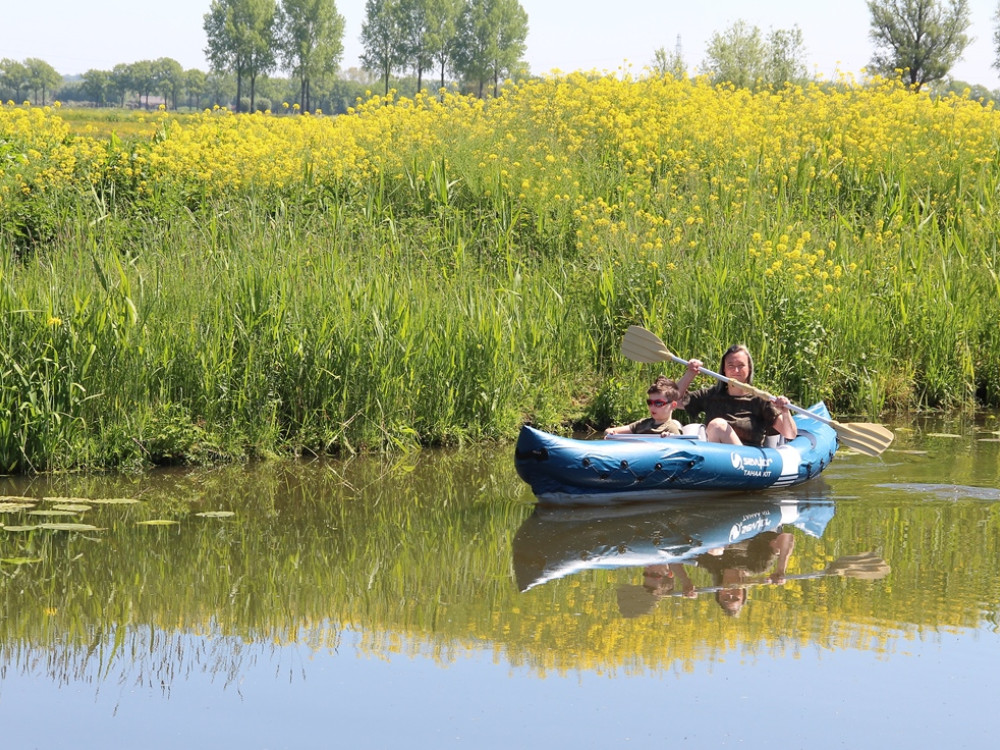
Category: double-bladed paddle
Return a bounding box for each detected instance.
[664,551,892,598]
[621,325,894,457]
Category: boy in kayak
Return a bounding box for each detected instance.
[604,375,685,437]
[677,344,797,447]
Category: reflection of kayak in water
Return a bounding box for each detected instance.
[511,484,835,592]
[514,403,837,505]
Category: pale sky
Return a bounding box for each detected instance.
[5,0,1000,86]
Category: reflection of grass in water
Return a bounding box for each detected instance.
[1,448,1000,680]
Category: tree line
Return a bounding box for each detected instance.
[681,0,988,97]
[3,0,999,112]
[205,0,527,112]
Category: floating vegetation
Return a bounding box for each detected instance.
[27,510,84,517]
[49,504,92,512]
[3,523,103,532]
[195,511,235,518]
[44,497,140,505]
[0,502,35,513]
[38,522,104,532]
[136,520,180,526]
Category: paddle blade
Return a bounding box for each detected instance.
[621,325,673,363]
[833,421,895,457]
[825,551,891,580]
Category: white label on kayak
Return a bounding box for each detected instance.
[773,445,803,484]
[729,451,774,476]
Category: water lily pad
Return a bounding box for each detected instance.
[37,522,103,532]
[44,496,139,505]
[3,525,39,532]
[136,520,180,526]
[28,510,84,517]
[195,511,235,518]
[50,504,92,512]
[0,502,35,513]
[925,433,962,438]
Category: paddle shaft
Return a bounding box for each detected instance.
[621,325,893,455]
[666,564,885,597]
[666,352,822,424]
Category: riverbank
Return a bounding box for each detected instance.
[2,73,999,471]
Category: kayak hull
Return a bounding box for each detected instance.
[514,402,837,505]
[512,489,835,591]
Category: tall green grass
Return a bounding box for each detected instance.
[3,77,1000,471]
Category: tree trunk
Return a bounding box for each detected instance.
[236,65,244,112]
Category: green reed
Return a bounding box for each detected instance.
[5,78,1000,470]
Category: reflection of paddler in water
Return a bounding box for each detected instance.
[616,532,790,618]
[617,563,693,618]
[692,529,795,617]
[617,531,889,619]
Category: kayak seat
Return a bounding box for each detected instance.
[681,423,706,440]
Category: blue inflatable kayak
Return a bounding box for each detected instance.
[515,402,837,505]
[512,490,835,591]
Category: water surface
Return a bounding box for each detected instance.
[1,414,998,748]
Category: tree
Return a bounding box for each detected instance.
[81,69,112,106]
[652,35,686,78]
[204,0,279,112]
[702,20,767,88]
[702,21,808,89]
[484,0,527,95]
[0,58,30,102]
[154,58,185,110]
[277,0,345,112]
[130,60,157,109]
[992,0,1000,74]
[360,0,408,95]
[205,71,238,108]
[452,0,528,98]
[424,0,461,91]
[397,0,432,92]
[110,63,134,107]
[393,0,458,93]
[867,0,972,90]
[184,68,209,109]
[24,58,62,105]
[765,26,808,86]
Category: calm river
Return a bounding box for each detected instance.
[1,413,998,749]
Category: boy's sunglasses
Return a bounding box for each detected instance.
[646,399,670,407]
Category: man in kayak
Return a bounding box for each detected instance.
[677,344,797,447]
[604,375,686,437]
